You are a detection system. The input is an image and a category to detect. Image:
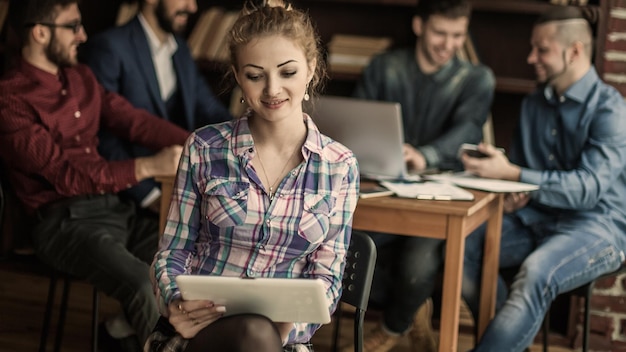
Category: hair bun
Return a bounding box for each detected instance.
[242,0,291,15]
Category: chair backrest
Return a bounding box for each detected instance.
[0,170,5,257]
[341,230,377,310]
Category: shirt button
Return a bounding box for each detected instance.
[99,190,106,195]
[559,96,566,103]
[291,170,297,176]
[61,89,67,96]
[548,154,555,160]
[260,245,265,250]
[266,219,271,225]
[74,111,81,118]
[551,129,557,136]
[126,183,132,188]
[75,135,81,142]
[85,147,91,153]
[248,148,254,153]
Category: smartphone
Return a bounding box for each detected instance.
[458,143,505,159]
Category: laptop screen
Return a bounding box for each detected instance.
[309,95,409,180]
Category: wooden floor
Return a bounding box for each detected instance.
[0,268,573,352]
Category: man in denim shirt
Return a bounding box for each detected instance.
[346,0,495,351]
[461,7,626,352]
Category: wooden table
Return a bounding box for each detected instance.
[354,186,503,352]
[156,176,503,352]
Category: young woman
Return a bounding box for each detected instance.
[144,1,360,351]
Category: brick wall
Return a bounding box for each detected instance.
[568,274,626,351]
[569,3,626,346]
[600,0,626,97]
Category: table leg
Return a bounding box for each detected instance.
[438,216,465,352]
[477,194,504,338]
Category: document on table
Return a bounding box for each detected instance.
[424,172,539,193]
[380,181,475,201]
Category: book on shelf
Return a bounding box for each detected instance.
[328,34,392,51]
[199,10,239,63]
[116,2,139,26]
[550,0,588,5]
[0,0,8,32]
[187,7,224,59]
[327,34,392,75]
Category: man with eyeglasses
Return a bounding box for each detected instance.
[0,0,190,351]
[81,0,232,216]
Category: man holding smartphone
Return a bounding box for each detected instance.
[461,7,626,351]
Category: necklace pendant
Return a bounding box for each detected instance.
[269,187,274,201]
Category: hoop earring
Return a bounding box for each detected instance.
[304,84,310,102]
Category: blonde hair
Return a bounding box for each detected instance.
[226,0,326,98]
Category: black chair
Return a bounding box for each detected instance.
[541,263,626,352]
[0,171,99,352]
[331,230,377,352]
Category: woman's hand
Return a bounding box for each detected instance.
[275,322,294,344]
[168,299,226,339]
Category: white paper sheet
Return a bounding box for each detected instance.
[425,172,539,193]
[380,181,475,201]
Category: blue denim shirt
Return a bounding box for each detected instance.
[511,68,626,251]
[353,48,495,170]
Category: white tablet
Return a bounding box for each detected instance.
[175,275,331,324]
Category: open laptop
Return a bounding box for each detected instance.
[310,95,419,181]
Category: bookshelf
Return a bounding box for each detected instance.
[0,0,620,157]
[1,0,620,147]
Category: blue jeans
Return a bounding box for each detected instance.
[367,232,444,334]
[462,212,624,352]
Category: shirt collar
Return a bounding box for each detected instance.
[542,67,599,104]
[231,109,324,159]
[18,58,64,91]
[431,56,458,82]
[137,13,178,57]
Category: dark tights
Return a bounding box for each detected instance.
[184,314,283,352]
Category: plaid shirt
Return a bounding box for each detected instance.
[152,110,360,343]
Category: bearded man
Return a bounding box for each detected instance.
[1,0,191,350]
[81,0,232,213]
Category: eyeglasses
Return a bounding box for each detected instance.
[25,21,83,34]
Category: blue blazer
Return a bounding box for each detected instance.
[81,16,233,204]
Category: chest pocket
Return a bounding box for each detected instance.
[297,193,336,245]
[203,179,249,228]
